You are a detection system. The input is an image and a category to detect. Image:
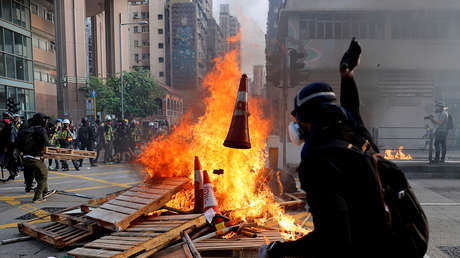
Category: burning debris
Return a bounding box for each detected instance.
[384,146,414,160]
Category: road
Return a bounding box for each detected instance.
[0,163,458,257]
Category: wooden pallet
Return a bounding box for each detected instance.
[85,177,190,232]
[68,214,206,258]
[44,146,96,160]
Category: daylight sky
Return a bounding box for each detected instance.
[212,0,269,77]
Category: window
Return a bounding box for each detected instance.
[49,41,55,53]
[158,28,163,34]
[141,26,148,32]
[14,33,23,56]
[5,54,15,78]
[158,14,163,20]
[31,3,38,14]
[134,40,139,47]
[142,53,149,60]
[32,37,38,48]
[133,12,138,18]
[159,57,164,63]
[34,70,40,81]
[158,43,163,49]
[133,26,138,32]
[141,12,148,19]
[15,57,24,80]
[142,40,149,46]
[134,54,139,62]
[0,53,4,76]
[159,71,164,77]
[4,29,13,53]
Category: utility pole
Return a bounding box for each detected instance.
[119,13,124,120]
[282,42,289,170]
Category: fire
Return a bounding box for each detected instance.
[384,146,413,160]
[138,35,309,240]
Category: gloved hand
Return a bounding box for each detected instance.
[259,241,280,258]
[340,37,362,75]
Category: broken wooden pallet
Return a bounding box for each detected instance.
[44,146,96,160]
[68,214,206,258]
[85,177,189,232]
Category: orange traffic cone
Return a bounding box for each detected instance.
[194,156,204,213]
[202,170,226,234]
[223,74,251,149]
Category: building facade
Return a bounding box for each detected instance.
[267,0,460,166]
[251,65,266,97]
[128,0,150,71]
[0,0,35,118]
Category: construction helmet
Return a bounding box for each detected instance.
[105,115,112,121]
[291,82,336,123]
[63,119,70,124]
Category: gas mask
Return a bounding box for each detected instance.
[288,122,305,146]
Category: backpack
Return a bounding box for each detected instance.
[321,140,429,258]
[447,113,454,130]
[17,127,37,154]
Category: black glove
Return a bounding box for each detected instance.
[340,38,362,74]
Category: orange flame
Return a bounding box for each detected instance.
[138,37,309,240]
[384,146,413,160]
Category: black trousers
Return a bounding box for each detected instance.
[434,131,448,161]
[79,141,95,165]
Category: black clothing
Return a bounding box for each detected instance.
[434,131,448,162]
[19,126,49,157]
[78,124,96,166]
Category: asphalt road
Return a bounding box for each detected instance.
[0,163,458,257]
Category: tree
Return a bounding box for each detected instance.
[82,70,165,119]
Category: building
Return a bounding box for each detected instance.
[0,0,35,118]
[128,0,150,71]
[148,0,167,83]
[251,65,266,97]
[219,4,240,53]
[206,17,223,68]
[268,0,460,167]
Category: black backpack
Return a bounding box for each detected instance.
[322,140,429,258]
[17,127,38,155]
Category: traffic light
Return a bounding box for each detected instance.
[7,97,20,114]
[289,50,308,86]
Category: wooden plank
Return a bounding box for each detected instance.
[100,203,138,215]
[92,239,141,246]
[101,236,150,242]
[85,209,127,231]
[144,214,201,221]
[122,191,161,200]
[68,247,122,258]
[111,232,160,238]
[129,225,175,231]
[125,227,171,232]
[131,187,167,195]
[85,242,133,251]
[116,195,152,205]
[107,199,144,210]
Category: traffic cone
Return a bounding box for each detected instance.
[194,156,204,213]
[202,170,226,234]
[223,74,251,149]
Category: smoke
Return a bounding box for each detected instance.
[213,0,268,77]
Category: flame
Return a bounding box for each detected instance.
[138,36,309,240]
[384,146,413,160]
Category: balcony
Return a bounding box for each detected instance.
[33,47,56,67]
[31,13,55,37]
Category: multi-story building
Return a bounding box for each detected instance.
[128,0,150,71]
[206,17,223,68]
[148,0,167,83]
[31,0,57,117]
[218,4,240,62]
[268,0,460,166]
[251,65,266,97]
[0,0,35,118]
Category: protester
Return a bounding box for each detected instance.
[0,112,18,181]
[48,119,62,171]
[94,119,105,163]
[427,102,450,163]
[103,116,114,164]
[58,119,80,171]
[260,39,401,258]
[17,113,55,203]
[78,117,97,167]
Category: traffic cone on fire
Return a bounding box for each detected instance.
[203,170,226,234]
[194,156,204,213]
[223,74,251,149]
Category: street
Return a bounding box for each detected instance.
[0,163,457,257]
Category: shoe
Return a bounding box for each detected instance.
[75,166,80,171]
[63,167,69,171]
[48,167,57,171]
[90,163,97,167]
[43,189,56,199]
[33,198,46,204]
[25,187,32,193]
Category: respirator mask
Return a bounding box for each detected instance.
[288,122,305,146]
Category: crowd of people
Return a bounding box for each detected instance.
[0,112,167,203]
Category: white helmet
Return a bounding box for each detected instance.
[149,122,154,126]
[63,119,70,124]
[105,115,112,121]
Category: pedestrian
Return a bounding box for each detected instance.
[17,113,56,203]
[260,39,399,258]
[423,124,433,151]
[48,119,62,171]
[0,112,18,181]
[427,102,450,163]
[103,116,114,164]
[58,119,80,171]
[94,119,105,163]
[78,117,97,167]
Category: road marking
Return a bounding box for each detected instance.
[0,218,50,229]
[421,203,460,206]
[48,171,132,188]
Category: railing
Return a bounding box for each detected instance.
[375,126,427,151]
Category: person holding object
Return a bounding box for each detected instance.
[426,102,450,163]
[259,39,425,258]
[58,119,80,171]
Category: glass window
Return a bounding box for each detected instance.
[32,37,38,48]
[4,29,13,53]
[49,41,55,53]
[24,36,31,57]
[14,32,23,56]
[142,26,146,32]
[134,54,139,62]
[15,57,24,80]
[0,29,3,51]
[0,85,5,110]
[34,69,40,80]
[0,53,4,76]
[158,28,163,34]
[1,0,12,21]
[25,59,32,81]
[142,53,148,60]
[17,88,25,111]
[158,14,163,20]
[158,43,163,48]
[159,57,164,63]
[5,54,15,78]
[31,3,38,14]
[133,12,138,18]
[39,38,47,51]
[7,85,16,100]
[25,88,34,111]
[159,71,164,77]
[134,40,139,47]
[133,26,138,33]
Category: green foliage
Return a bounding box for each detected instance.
[81,70,165,118]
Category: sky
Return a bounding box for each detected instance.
[212,0,269,77]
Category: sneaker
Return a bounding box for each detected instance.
[63,167,69,171]
[43,189,56,199]
[75,166,80,171]
[33,198,46,204]
[90,163,97,167]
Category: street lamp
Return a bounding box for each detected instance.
[119,13,148,120]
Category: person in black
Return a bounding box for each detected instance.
[0,112,19,181]
[261,39,394,258]
[18,113,55,203]
[78,117,96,167]
[94,120,105,163]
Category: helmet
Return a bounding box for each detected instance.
[291,82,336,122]
[105,115,112,121]
[149,122,154,126]
[63,119,70,124]
[13,114,20,118]
[56,118,62,123]
[81,117,88,123]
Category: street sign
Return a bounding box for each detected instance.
[91,90,96,98]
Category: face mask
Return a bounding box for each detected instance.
[288,122,305,146]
